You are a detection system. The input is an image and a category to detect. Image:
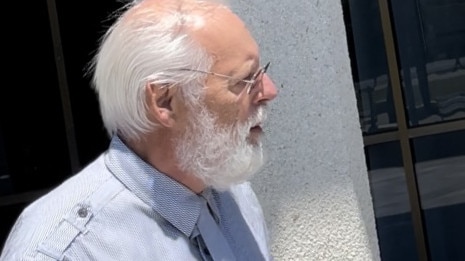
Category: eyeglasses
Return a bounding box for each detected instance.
[179,62,270,94]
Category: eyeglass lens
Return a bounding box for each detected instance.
[247,62,270,94]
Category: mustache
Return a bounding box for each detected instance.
[246,106,267,128]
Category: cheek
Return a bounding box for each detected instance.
[203,95,242,127]
[203,84,250,126]
[210,102,241,126]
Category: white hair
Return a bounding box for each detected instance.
[89,0,229,141]
[175,103,268,190]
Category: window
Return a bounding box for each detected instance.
[0,0,121,249]
[343,0,465,260]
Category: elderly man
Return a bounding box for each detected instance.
[0,0,277,260]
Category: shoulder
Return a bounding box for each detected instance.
[228,181,262,209]
[228,182,272,255]
[227,182,267,235]
[0,154,125,260]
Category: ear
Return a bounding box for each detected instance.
[145,83,176,128]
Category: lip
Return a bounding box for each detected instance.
[250,125,263,133]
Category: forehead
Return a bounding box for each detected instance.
[125,1,259,70]
[190,6,260,72]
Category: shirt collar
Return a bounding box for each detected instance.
[200,188,222,224]
[104,135,203,238]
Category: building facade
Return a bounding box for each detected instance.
[1,0,464,260]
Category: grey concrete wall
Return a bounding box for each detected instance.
[231,1,381,260]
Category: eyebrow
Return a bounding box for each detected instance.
[232,61,259,81]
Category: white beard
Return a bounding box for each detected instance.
[174,105,267,191]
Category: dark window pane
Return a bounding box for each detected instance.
[342,0,398,135]
[366,142,419,261]
[0,129,12,196]
[0,0,71,195]
[413,130,465,261]
[391,0,465,127]
[55,0,121,165]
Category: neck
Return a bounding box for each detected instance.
[122,131,206,194]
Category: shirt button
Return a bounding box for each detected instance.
[77,207,88,218]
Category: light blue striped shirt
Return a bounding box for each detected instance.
[0,136,271,260]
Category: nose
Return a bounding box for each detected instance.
[253,73,278,104]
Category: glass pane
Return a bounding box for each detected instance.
[366,142,419,261]
[390,0,465,127]
[56,0,119,165]
[413,130,465,261]
[0,128,13,196]
[342,0,398,135]
[0,0,71,195]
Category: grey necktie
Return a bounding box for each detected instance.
[196,198,236,261]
